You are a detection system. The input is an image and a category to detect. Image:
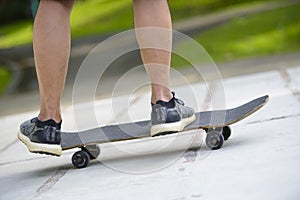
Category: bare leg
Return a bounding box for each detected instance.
[133,0,173,104]
[34,0,74,123]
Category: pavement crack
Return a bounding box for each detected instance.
[247,113,300,125]
[33,168,69,199]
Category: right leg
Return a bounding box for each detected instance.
[18,0,74,156]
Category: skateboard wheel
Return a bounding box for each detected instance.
[206,131,224,150]
[222,126,231,141]
[204,127,231,141]
[72,150,90,168]
[82,145,100,160]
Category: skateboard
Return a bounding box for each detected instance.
[61,95,269,168]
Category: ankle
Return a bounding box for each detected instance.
[152,91,173,104]
[38,113,62,124]
[39,105,62,123]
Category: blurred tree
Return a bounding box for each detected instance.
[0,0,32,24]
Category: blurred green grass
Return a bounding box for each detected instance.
[0,66,11,94]
[194,2,300,62]
[0,21,33,48]
[70,0,133,38]
[172,2,300,67]
[0,0,297,95]
[0,0,272,48]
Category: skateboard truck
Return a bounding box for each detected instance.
[204,126,231,150]
[72,145,100,168]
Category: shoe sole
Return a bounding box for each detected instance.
[151,114,196,136]
[17,131,62,156]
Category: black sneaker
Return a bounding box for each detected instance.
[151,92,196,136]
[17,117,62,156]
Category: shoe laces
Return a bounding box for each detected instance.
[171,92,185,106]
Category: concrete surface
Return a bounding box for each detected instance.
[1,51,300,117]
[0,65,300,200]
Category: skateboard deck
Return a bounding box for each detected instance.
[61,95,269,168]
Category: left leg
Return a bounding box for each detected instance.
[133,0,172,104]
[132,0,195,136]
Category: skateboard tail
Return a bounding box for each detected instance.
[186,95,269,129]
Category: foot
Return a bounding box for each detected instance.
[151,92,196,136]
[17,117,62,156]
